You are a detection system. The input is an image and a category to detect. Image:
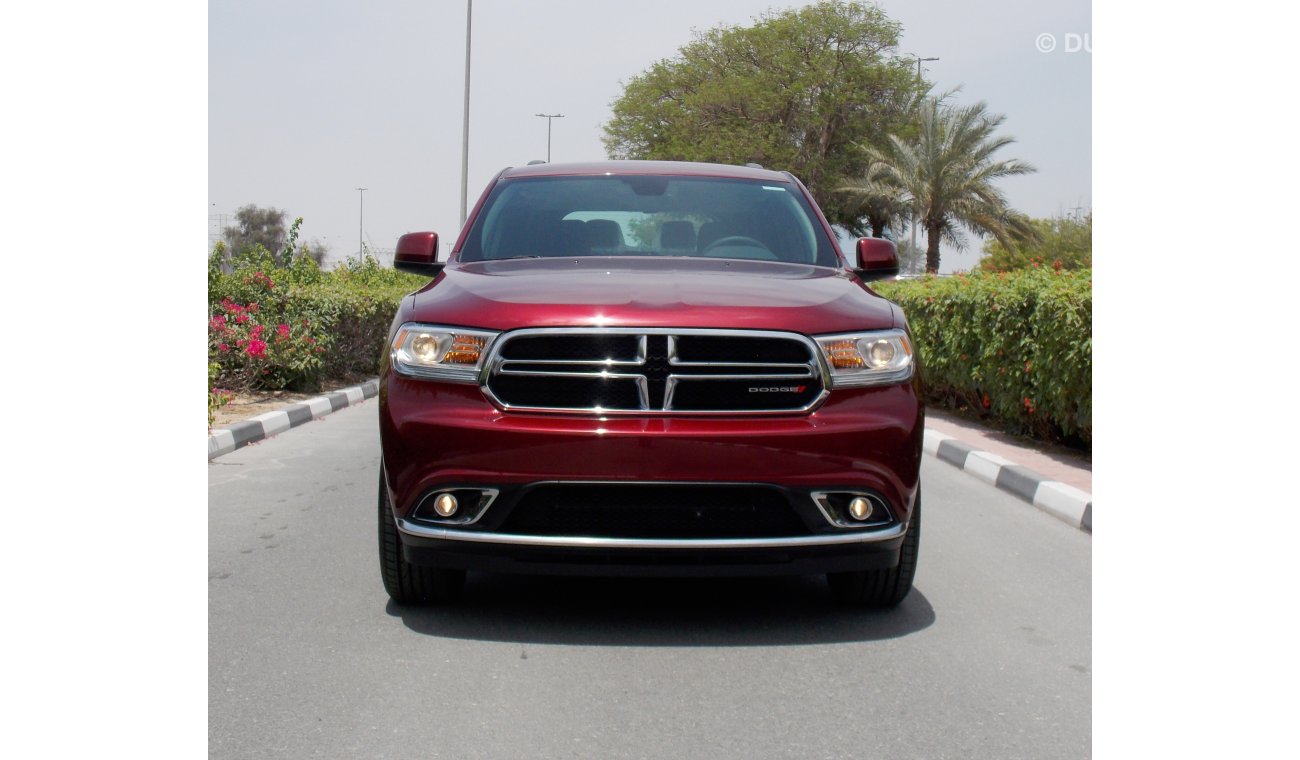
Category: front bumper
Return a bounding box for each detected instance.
[379,372,922,575]
[396,524,906,577]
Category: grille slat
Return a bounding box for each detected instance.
[485,330,824,414]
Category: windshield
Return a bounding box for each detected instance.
[458,175,840,267]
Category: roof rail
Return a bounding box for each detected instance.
[526,159,547,166]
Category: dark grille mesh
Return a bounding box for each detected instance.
[490,375,641,410]
[501,485,808,538]
[501,335,640,361]
[671,379,821,411]
[674,335,811,364]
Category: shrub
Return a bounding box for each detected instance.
[208,247,428,393]
[209,295,329,391]
[208,362,233,428]
[875,268,1092,447]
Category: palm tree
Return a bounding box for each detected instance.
[836,159,910,239]
[865,97,1037,273]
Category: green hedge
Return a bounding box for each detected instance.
[208,246,428,393]
[208,246,1091,446]
[875,268,1092,447]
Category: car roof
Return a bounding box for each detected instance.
[499,160,792,183]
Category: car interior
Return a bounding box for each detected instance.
[465,175,835,266]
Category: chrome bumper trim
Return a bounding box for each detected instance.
[395,519,905,549]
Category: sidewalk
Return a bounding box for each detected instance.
[924,408,1092,532]
[925,409,1091,493]
[207,379,379,460]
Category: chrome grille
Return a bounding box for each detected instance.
[483,328,826,414]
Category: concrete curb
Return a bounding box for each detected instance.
[208,379,379,460]
[924,429,1092,533]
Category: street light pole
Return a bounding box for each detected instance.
[535,113,565,162]
[913,55,938,82]
[459,0,473,227]
[908,55,939,262]
[356,187,367,259]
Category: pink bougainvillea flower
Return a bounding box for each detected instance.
[209,315,227,331]
[218,343,230,353]
[250,324,264,340]
[246,339,267,358]
[277,323,290,338]
[235,314,250,325]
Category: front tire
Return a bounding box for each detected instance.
[378,467,465,605]
[828,487,921,608]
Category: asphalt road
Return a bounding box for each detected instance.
[209,400,1091,760]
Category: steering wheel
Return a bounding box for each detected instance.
[701,235,773,256]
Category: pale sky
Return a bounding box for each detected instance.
[209,0,1090,273]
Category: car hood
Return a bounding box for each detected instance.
[407,256,897,334]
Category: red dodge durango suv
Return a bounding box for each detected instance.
[378,160,923,607]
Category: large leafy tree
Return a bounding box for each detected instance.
[864,96,1037,273]
[602,0,924,227]
[224,205,287,260]
[216,208,327,270]
[979,214,1091,272]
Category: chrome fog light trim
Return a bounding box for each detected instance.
[811,491,893,529]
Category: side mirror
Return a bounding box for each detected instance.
[394,232,445,277]
[854,237,899,281]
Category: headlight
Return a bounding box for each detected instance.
[390,323,498,382]
[814,329,914,388]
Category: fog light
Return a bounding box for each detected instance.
[848,496,873,521]
[433,493,458,517]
